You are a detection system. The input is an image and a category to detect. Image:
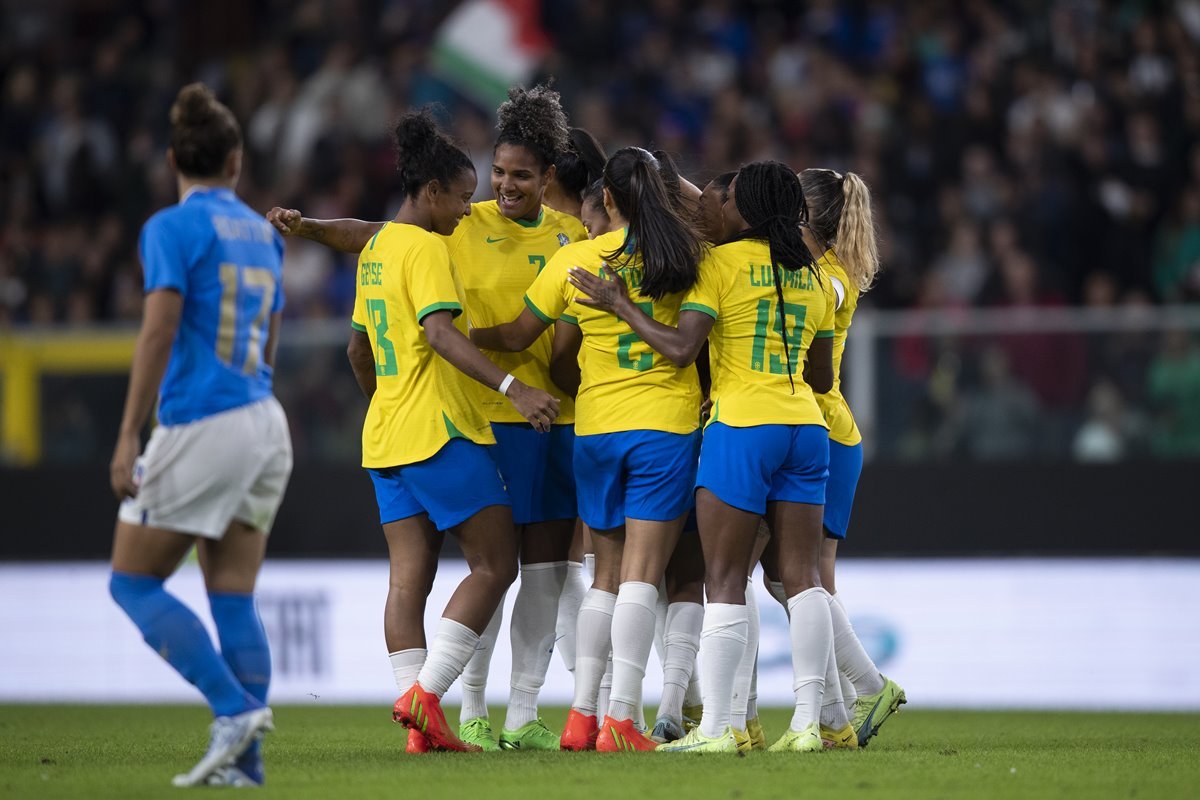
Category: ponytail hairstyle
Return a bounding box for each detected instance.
[495,83,571,171]
[555,127,608,199]
[727,161,818,392]
[799,168,880,293]
[602,147,705,300]
[169,83,242,178]
[582,178,610,222]
[393,107,475,201]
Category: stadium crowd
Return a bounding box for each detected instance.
[3,0,1200,460]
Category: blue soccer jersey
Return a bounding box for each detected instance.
[139,187,285,425]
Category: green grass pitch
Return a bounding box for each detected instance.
[2,705,1197,800]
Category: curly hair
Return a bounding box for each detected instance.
[393,107,474,200]
[169,83,241,178]
[494,83,570,170]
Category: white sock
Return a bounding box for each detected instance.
[730,578,759,730]
[747,652,759,721]
[459,601,503,722]
[555,561,588,674]
[656,601,702,726]
[840,669,857,716]
[571,589,615,714]
[684,662,702,708]
[505,562,567,730]
[768,579,788,609]
[389,648,426,695]
[607,581,659,722]
[418,618,481,699]
[831,593,885,696]
[819,644,849,729]
[596,655,612,719]
[583,553,596,580]
[697,602,748,738]
[786,587,832,732]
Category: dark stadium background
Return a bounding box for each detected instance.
[1,0,1199,558]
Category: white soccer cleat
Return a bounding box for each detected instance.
[172,706,274,788]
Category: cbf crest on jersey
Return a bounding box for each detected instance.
[558,232,570,247]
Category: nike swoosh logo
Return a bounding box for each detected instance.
[859,698,883,743]
[486,236,507,243]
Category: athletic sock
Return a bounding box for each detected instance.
[459,601,503,722]
[656,601,702,727]
[110,572,257,718]
[747,653,759,721]
[209,591,271,773]
[819,645,850,730]
[418,618,481,699]
[607,581,658,722]
[572,588,616,714]
[389,648,426,694]
[698,603,748,738]
[830,593,885,695]
[684,663,702,708]
[786,587,832,732]
[596,655,612,719]
[730,578,759,730]
[840,669,857,716]
[555,560,588,674]
[583,553,596,581]
[768,579,788,610]
[505,562,567,730]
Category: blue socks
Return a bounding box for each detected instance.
[109,572,260,719]
[209,591,272,782]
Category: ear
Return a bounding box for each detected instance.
[425,179,442,200]
[166,148,178,173]
[542,163,557,187]
[602,186,615,216]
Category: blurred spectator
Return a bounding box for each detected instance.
[1072,380,1148,462]
[1148,329,1200,457]
[951,347,1041,461]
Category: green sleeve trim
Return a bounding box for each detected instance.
[814,329,835,339]
[559,312,579,325]
[350,321,367,332]
[367,221,388,250]
[417,301,462,323]
[524,295,556,325]
[681,302,718,320]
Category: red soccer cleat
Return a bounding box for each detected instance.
[393,683,481,752]
[560,708,599,751]
[595,716,658,752]
[405,728,430,754]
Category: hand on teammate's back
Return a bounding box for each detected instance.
[568,265,631,316]
[266,207,302,236]
[507,382,560,432]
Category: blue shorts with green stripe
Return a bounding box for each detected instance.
[368,438,510,531]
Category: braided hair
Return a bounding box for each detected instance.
[727,161,818,392]
[393,107,474,200]
[495,84,571,170]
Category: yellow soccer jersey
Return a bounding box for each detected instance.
[523,228,702,436]
[682,239,834,429]
[351,222,494,468]
[440,201,587,424]
[813,250,863,446]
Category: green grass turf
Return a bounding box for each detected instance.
[2,705,1197,800]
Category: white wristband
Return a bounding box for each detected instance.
[498,374,516,396]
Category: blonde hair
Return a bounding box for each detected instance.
[798,169,881,293]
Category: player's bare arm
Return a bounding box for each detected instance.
[266,208,384,254]
[346,329,377,399]
[469,307,549,353]
[803,336,834,394]
[548,319,582,397]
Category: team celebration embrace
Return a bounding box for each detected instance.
[109,79,904,786]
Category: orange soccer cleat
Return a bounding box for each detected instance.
[560,708,599,751]
[405,728,430,754]
[393,683,481,752]
[595,716,659,752]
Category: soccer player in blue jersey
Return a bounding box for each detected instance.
[107,83,291,788]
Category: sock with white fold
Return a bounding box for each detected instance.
[730,578,759,730]
[571,589,616,714]
[840,669,857,716]
[596,655,612,719]
[389,648,426,694]
[684,662,702,709]
[418,618,481,698]
[583,553,596,580]
[697,603,748,738]
[768,579,788,610]
[459,602,503,722]
[819,645,850,730]
[786,587,832,732]
[607,581,659,722]
[656,601,703,727]
[831,593,885,696]
[555,560,588,674]
[506,562,568,730]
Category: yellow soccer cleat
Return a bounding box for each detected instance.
[746,717,767,751]
[732,727,751,754]
[852,676,906,747]
[820,723,859,749]
[656,726,739,754]
[681,704,704,733]
[767,722,823,753]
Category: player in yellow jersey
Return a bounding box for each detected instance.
[268,87,592,751]
[341,109,560,754]
[471,147,706,752]
[567,161,840,754]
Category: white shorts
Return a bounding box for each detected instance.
[118,396,293,539]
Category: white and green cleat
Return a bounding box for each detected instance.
[458,717,500,752]
[657,726,739,754]
[852,676,906,747]
[499,719,560,750]
[767,722,823,753]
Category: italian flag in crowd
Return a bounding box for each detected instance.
[432,0,549,108]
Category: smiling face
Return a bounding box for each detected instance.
[491,142,552,222]
[428,167,477,236]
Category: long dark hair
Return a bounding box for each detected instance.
[727,161,818,392]
[602,147,705,300]
[169,83,241,178]
[393,107,474,200]
[555,127,608,199]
